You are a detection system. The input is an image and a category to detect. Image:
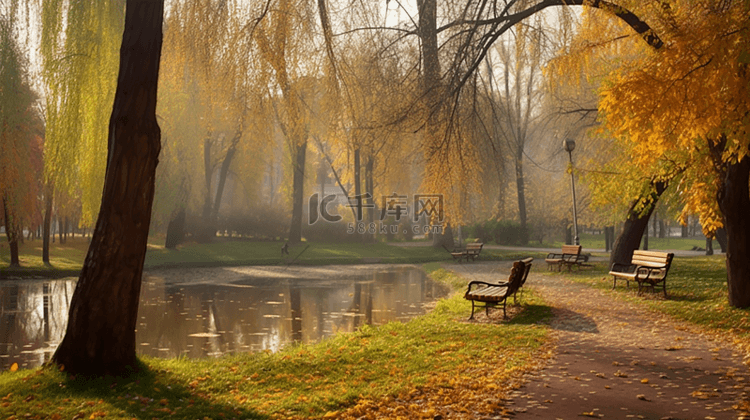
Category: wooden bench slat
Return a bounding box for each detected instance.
[632,250,673,257]
[632,256,670,265]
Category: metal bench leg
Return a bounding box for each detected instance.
[469,301,476,320]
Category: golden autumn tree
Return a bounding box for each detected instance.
[252,0,320,244]
[594,1,750,307]
[156,0,267,245]
[0,4,42,267]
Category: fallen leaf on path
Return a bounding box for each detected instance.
[637,394,650,401]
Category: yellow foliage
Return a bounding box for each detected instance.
[557,0,750,233]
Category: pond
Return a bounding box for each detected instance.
[0,265,449,370]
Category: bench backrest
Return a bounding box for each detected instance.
[466,243,483,250]
[506,260,528,295]
[631,250,674,268]
[519,257,533,287]
[561,245,581,255]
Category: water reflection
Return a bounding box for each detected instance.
[0,266,448,370]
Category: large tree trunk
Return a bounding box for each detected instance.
[52,0,164,375]
[288,141,307,244]
[717,157,750,308]
[609,181,667,268]
[3,198,20,267]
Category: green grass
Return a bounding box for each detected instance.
[0,265,553,420]
[558,255,750,343]
[524,232,719,251]
[2,237,546,277]
[0,237,87,276]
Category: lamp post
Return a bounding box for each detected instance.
[563,139,579,246]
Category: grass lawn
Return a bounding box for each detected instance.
[1,237,547,277]
[515,232,720,251]
[0,264,552,420]
[556,254,750,347]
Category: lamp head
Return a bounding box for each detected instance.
[563,138,576,153]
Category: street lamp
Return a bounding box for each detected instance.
[563,139,579,246]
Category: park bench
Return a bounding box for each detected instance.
[545,245,588,271]
[464,257,533,320]
[449,242,484,262]
[610,250,674,297]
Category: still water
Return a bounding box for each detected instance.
[0,265,448,370]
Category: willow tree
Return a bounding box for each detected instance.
[157,0,261,243]
[40,0,123,260]
[52,0,164,375]
[253,0,320,244]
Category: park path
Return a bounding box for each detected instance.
[449,262,750,420]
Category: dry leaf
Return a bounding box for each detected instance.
[9,363,18,372]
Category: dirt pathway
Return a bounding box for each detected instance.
[449,262,750,420]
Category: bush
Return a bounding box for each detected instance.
[213,208,288,240]
[467,219,529,246]
[302,221,360,243]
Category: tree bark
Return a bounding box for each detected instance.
[705,236,714,256]
[717,157,750,308]
[365,155,374,242]
[164,207,185,249]
[515,150,528,244]
[609,181,667,268]
[198,136,214,242]
[288,141,307,244]
[3,197,20,267]
[353,148,362,221]
[211,143,237,223]
[715,228,727,253]
[52,0,164,375]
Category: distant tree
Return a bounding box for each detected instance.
[0,7,42,267]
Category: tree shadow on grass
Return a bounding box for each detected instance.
[31,359,270,420]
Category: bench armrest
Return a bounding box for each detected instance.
[636,265,668,280]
